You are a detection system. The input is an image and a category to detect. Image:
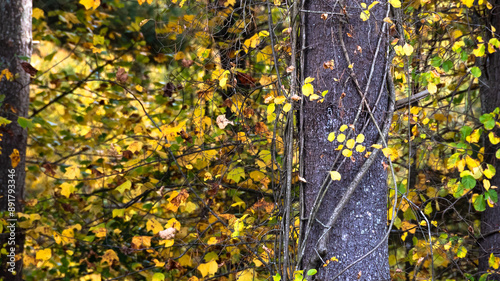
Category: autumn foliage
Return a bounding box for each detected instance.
[0,0,500,280]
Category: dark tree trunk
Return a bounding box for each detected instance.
[479,1,500,279]
[299,0,391,280]
[0,0,32,280]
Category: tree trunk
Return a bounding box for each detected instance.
[0,0,32,280]
[479,1,500,279]
[299,1,391,280]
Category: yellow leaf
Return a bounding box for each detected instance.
[36,249,52,261]
[465,155,480,170]
[356,134,365,143]
[461,0,474,8]
[484,179,491,190]
[457,246,467,258]
[274,96,286,104]
[346,139,355,149]
[342,149,352,157]
[131,236,152,249]
[147,218,164,234]
[283,103,292,112]
[60,182,75,198]
[267,103,276,115]
[489,253,500,269]
[135,85,143,92]
[403,43,414,56]
[174,51,185,60]
[340,124,348,132]
[427,83,437,94]
[372,144,382,149]
[382,147,393,158]
[466,129,480,143]
[484,164,496,179]
[79,0,100,10]
[148,258,164,268]
[355,144,366,152]
[197,260,218,277]
[93,228,107,238]
[401,221,416,234]
[116,180,132,194]
[0,69,13,81]
[489,132,500,144]
[165,218,181,231]
[360,10,370,21]
[302,83,313,97]
[389,0,401,8]
[101,249,119,265]
[9,149,20,168]
[33,8,44,19]
[337,133,346,142]
[236,269,255,281]
[309,94,321,101]
[328,132,336,142]
[304,77,315,83]
[207,237,218,245]
[330,171,341,181]
[64,166,80,179]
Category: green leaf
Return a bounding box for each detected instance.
[471,66,482,78]
[488,189,498,203]
[307,269,318,276]
[461,51,469,62]
[457,245,468,258]
[496,149,500,159]
[460,126,472,141]
[479,273,489,281]
[474,194,486,212]
[430,56,442,67]
[461,175,476,190]
[273,274,282,281]
[152,273,165,281]
[17,117,34,129]
[227,167,245,183]
[480,113,495,130]
[0,116,12,126]
[442,60,453,72]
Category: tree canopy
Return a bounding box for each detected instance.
[1,0,500,280]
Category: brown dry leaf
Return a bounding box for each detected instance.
[216,115,234,129]
[20,62,38,77]
[254,122,268,135]
[321,13,328,20]
[286,65,295,73]
[236,72,256,86]
[171,189,189,207]
[116,67,128,83]
[159,227,178,240]
[323,60,335,70]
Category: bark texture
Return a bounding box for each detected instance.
[479,1,500,279]
[300,0,390,280]
[0,0,32,280]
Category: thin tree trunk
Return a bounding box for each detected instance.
[479,1,500,279]
[0,0,32,280]
[299,0,391,280]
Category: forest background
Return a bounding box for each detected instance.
[1,0,500,280]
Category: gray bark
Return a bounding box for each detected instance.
[0,0,32,280]
[479,1,500,279]
[300,0,390,280]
